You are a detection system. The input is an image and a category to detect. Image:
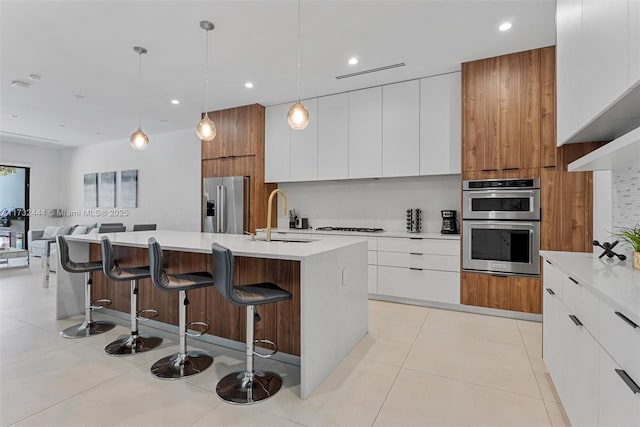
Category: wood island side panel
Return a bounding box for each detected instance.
[89,244,301,356]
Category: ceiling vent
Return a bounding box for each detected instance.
[335,62,406,80]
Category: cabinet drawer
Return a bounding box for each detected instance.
[543,259,563,301]
[377,266,460,304]
[599,347,640,427]
[562,274,599,338]
[377,251,459,272]
[600,303,640,383]
[377,237,459,255]
[368,251,377,265]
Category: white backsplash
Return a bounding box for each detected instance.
[612,162,640,257]
[277,175,461,233]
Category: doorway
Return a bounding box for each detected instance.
[0,165,30,249]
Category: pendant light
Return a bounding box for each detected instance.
[287,0,309,130]
[130,46,149,150]
[196,20,216,142]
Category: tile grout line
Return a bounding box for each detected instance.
[370,307,434,426]
[517,320,555,427]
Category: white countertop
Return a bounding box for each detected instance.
[65,230,367,261]
[541,250,640,324]
[266,228,461,240]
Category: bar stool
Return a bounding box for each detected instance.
[100,236,163,355]
[211,243,292,404]
[57,235,116,338]
[147,238,214,379]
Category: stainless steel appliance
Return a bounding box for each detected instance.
[203,176,250,234]
[462,178,541,276]
[441,210,459,234]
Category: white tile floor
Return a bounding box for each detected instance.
[0,261,570,427]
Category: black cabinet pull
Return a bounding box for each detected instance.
[409,267,423,271]
[546,288,555,295]
[615,311,639,329]
[615,369,640,394]
[491,274,508,278]
[545,259,552,265]
[502,167,519,171]
[482,169,499,172]
[409,237,423,240]
[569,314,583,326]
[409,252,423,256]
[568,277,579,285]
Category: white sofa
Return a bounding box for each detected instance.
[28,224,97,257]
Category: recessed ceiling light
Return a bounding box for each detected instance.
[58,124,66,128]
[348,57,359,65]
[10,114,19,119]
[160,119,169,123]
[244,82,254,89]
[28,74,41,81]
[95,131,102,135]
[171,99,180,105]
[74,94,86,99]
[10,80,30,88]
[499,22,512,31]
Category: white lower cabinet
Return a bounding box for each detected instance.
[377,266,459,304]
[368,265,378,294]
[543,258,640,427]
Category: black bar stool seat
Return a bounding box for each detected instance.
[101,236,163,356]
[147,238,215,379]
[57,235,115,338]
[212,243,292,404]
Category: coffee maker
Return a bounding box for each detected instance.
[441,210,459,234]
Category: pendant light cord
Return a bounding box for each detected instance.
[296,0,301,103]
[137,51,142,128]
[204,28,209,115]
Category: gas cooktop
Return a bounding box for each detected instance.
[315,227,385,233]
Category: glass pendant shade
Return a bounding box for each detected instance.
[196,113,217,141]
[130,128,149,150]
[287,102,309,130]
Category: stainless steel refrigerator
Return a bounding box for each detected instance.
[202,176,250,234]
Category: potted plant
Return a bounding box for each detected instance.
[617,225,640,270]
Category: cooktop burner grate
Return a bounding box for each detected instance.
[315,227,385,233]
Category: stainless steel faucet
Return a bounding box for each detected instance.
[266,189,287,242]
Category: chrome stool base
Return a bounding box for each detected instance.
[151,350,213,379]
[105,334,162,356]
[216,371,283,404]
[60,320,116,339]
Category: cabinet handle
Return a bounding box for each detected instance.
[481,169,498,172]
[545,259,552,265]
[615,369,640,394]
[615,311,639,329]
[502,167,519,171]
[546,288,555,295]
[491,274,508,278]
[409,237,423,240]
[409,252,423,256]
[568,277,580,285]
[569,314,583,326]
[409,267,423,271]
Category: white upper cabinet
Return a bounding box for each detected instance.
[349,87,383,179]
[264,103,290,183]
[630,0,640,85]
[581,0,628,123]
[289,98,318,182]
[419,72,461,175]
[318,93,349,180]
[557,0,636,145]
[382,80,420,177]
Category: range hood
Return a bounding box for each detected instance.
[568,125,640,171]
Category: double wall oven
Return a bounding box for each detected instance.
[462,178,541,276]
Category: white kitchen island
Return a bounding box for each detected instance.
[57,230,369,399]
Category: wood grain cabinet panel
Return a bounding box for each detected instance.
[461,272,542,314]
[540,46,557,168]
[462,60,487,173]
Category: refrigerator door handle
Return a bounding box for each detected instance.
[218,185,226,233]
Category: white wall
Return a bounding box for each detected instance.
[0,141,62,230]
[277,175,461,233]
[59,128,201,232]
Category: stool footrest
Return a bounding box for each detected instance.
[90,298,112,310]
[136,308,159,321]
[185,321,210,337]
[253,339,278,359]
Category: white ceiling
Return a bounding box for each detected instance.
[0,0,556,149]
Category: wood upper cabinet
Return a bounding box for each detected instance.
[462,47,552,172]
[202,104,262,159]
[382,80,420,177]
[540,46,557,168]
